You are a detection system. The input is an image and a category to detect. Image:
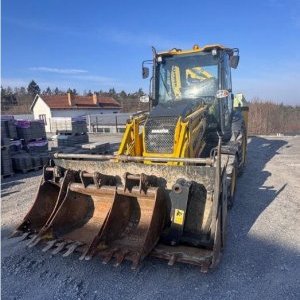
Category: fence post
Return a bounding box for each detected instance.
[87,115,91,133]
[115,115,118,133]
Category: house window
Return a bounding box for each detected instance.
[39,114,47,125]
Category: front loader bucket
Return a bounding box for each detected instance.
[12,167,74,240]
[90,187,165,268]
[34,181,165,267]
[33,185,116,256]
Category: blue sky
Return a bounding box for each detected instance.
[1,0,300,104]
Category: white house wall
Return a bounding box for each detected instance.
[32,96,52,132]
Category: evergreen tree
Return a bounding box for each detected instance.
[137,88,144,96]
[19,87,27,95]
[27,80,40,96]
[1,86,7,96]
[45,87,52,95]
[120,90,127,99]
[5,86,13,95]
[108,88,116,96]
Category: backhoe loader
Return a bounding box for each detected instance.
[12,44,248,271]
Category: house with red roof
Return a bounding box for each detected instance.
[30,92,121,132]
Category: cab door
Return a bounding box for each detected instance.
[221,53,233,139]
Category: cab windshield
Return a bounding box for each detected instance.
[156,52,219,103]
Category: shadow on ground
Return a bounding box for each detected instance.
[230,136,288,235]
[1,169,42,193]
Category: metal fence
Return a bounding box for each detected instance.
[12,114,34,120]
[86,113,132,133]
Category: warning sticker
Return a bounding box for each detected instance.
[174,209,185,225]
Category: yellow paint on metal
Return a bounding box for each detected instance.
[171,66,181,99]
[118,114,146,157]
[158,44,227,56]
[186,67,212,81]
[174,209,185,225]
[118,104,208,166]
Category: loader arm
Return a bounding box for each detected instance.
[118,104,207,164]
[117,114,147,156]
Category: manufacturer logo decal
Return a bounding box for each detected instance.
[151,129,169,133]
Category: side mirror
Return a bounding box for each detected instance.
[139,95,150,103]
[230,55,239,69]
[142,67,149,79]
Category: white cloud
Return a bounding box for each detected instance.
[97,28,183,50]
[3,17,187,50]
[29,67,88,74]
[1,78,29,87]
[3,17,84,37]
[1,75,127,92]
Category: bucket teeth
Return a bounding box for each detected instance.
[13,231,31,241]
[51,241,69,255]
[28,236,42,248]
[79,246,95,261]
[168,254,177,266]
[42,240,58,252]
[113,250,129,267]
[10,230,23,239]
[131,259,140,270]
[102,249,117,265]
[79,249,89,261]
[26,234,39,247]
[20,232,31,241]
[62,241,83,257]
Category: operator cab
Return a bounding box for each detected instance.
[142,44,240,137]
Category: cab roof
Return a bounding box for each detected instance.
[157,44,234,56]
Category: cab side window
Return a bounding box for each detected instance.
[222,54,233,113]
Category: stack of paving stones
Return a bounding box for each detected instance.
[1,146,14,178]
[14,120,49,173]
[1,116,18,141]
[51,117,89,148]
[1,117,50,177]
[1,117,18,178]
[16,120,46,141]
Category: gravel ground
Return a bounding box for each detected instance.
[1,135,300,300]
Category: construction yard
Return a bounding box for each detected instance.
[1,135,300,300]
